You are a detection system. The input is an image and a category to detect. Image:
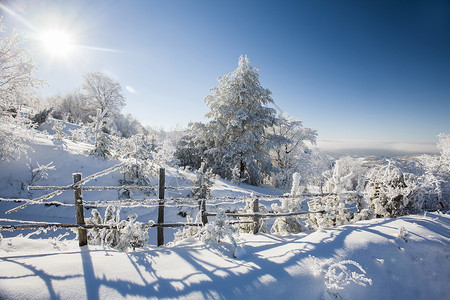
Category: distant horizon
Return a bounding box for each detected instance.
[316,139,438,157]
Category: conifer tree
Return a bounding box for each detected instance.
[204,55,277,185]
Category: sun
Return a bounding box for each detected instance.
[40,29,74,57]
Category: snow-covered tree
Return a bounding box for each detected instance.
[82,72,126,118]
[119,134,157,186]
[191,163,213,199]
[0,19,45,161]
[175,122,209,171]
[49,90,92,124]
[203,55,278,185]
[267,113,317,189]
[89,108,114,158]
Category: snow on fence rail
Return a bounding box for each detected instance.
[1,163,333,247]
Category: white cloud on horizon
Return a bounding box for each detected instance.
[316,139,438,156]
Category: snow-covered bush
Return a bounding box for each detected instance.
[173,216,200,241]
[290,172,305,196]
[270,175,304,234]
[88,109,115,159]
[86,206,151,251]
[30,107,53,127]
[365,161,423,218]
[306,158,370,229]
[238,196,268,233]
[174,209,239,257]
[27,161,55,186]
[270,200,303,235]
[51,119,67,148]
[324,260,372,297]
[69,127,87,143]
[417,133,450,210]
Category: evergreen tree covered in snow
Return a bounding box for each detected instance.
[203,55,278,185]
[89,108,114,159]
[120,134,157,186]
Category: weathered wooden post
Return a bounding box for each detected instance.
[73,173,87,246]
[157,168,165,247]
[198,199,208,224]
[252,197,260,234]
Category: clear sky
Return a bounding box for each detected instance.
[1,0,449,144]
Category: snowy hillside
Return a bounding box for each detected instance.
[1,212,449,300]
[1,123,449,300]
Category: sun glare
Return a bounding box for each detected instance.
[40,29,74,57]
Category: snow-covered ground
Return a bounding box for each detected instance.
[1,127,449,300]
[1,213,449,300]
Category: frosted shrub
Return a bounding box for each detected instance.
[70,127,87,143]
[238,196,268,233]
[175,209,239,257]
[86,206,151,251]
[307,158,370,229]
[173,216,200,241]
[290,172,305,196]
[418,133,450,210]
[325,260,372,291]
[27,161,55,185]
[271,176,303,234]
[365,162,423,218]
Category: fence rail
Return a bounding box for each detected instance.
[0,163,332,247]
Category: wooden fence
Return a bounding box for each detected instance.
[0,163,329,247]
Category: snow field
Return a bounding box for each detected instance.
[1,212,449,300]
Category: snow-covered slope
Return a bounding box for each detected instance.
[1,212,449,300]
[1,125,449,300]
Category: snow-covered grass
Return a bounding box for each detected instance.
[1,212,449,300]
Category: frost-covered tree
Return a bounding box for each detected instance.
[119,134,157,185]
[82,72,126,118]
[204,55,278,185]
[175,122,209,170]
[191,163,213,199]
[267,113,317,189]
[49,90,93,124]
[0,19,45,161]
[89,108,114,158]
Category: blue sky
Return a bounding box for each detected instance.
[1,0,449,144]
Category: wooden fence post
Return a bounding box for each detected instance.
[198,199,208,224]
[73,173,87,246]
[157,168,165,247]
[252,197,260,234]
